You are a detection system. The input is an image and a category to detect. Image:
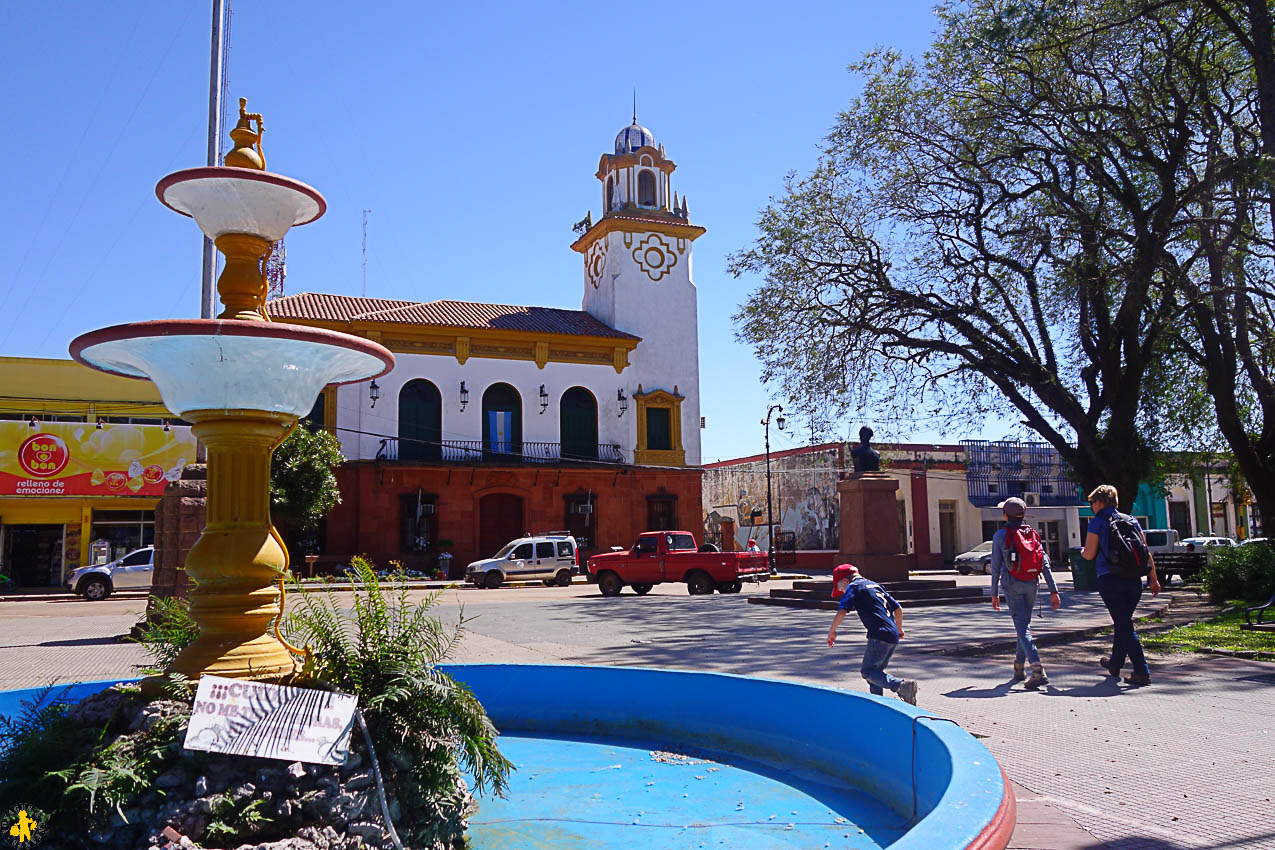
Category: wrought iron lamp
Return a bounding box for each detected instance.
[617,388,628,418]
[539,384,549,414]
[368,379,380,409]
[459,380,469,412]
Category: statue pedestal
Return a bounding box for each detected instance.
[836,473,912,583]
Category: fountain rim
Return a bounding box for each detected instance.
[155,166,327,226]
[69,318,394,384]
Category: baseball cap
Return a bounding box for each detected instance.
[831,564,859,598]
[999,497,1026,518]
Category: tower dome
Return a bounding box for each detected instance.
[614,121,655,155]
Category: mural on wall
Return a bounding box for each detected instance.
[703,447,841,551]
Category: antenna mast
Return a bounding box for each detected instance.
[362,209,371,296]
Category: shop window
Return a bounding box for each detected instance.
[563,492,596,551]
[90,509,155,563]
[400,490,438,552]
[632,385,686,466]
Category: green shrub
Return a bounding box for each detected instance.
[1203,543,1275,603]
[131,594,200,674]
[283,555,513,799]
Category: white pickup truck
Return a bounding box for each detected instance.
[1142,528,1183,555]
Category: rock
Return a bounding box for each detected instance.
[343,750,363,771]
[231,782,256,802]
[129,699,190,733]
[192,797,213,815]
[155,769,185,789]
[347,821,384,842]
[287,762,307,779]
[194,775,208,796]
[344,772,374,792]
[388,750,413,771]
[67,685,137,728]
[315,776,339,794]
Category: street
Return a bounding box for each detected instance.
[1,577,1272,849]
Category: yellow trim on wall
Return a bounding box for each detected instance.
[633,384,686,467]
[570,215,706,254]
[271,318,640,373]
[0,356,170,418]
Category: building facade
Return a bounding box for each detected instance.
[0,357,196,587]
[266,119,705,570]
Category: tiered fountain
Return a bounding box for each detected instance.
[70,99,393,683]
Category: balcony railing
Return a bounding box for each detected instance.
[375,438,624,465]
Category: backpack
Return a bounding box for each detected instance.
[1006,525,1046,582]
[1103,512,1150,579]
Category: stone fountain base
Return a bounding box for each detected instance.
[43,686,469,850]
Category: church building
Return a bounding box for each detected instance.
[266,119,705,572]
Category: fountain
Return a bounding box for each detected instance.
[69,99,393,683]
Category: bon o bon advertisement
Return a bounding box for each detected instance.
[0,421,197,497]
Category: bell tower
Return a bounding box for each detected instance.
[572,117,705,465]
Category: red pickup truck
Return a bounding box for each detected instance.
[587,531,770,596]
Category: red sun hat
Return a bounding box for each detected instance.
[748,539,757,546]
[831,564,859,598]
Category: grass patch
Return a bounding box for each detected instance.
[1142,604,1275,656]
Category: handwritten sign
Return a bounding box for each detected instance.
[184,675,357,765]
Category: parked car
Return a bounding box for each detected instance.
[1141,528,1184,554]
[466,533,578,589]
[1181,536,1236,550]
[587,531,769,596]
[64,545,154,600]
[1239,537,1269,547]
[954,541,994,575]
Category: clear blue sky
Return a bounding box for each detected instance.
[0,0,1019,461]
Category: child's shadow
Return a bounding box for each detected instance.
[943,679,1019,699]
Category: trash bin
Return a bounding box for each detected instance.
[1069,548,1097,591]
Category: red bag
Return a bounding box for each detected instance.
[1006,525,1045,582]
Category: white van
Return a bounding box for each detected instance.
[467,533,579,589]
[1141,529,1183,555]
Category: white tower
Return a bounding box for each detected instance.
[572,119,704,467]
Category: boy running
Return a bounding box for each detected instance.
[826,564,918,705]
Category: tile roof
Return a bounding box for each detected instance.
[265,293,639,341]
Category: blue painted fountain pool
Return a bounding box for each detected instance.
[0,664,1014,849]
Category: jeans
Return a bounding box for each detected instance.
[1003,577,1041,666]
[861,637,903,695]
[1097,574,1150,677]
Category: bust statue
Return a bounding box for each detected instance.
[849,426,881,473]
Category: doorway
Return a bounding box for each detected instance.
[3,524,65,587]
[938,500,958,562]
[478,493,524,560]
[1040,520,1062,564]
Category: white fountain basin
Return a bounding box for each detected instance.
[156,167,325,243]
[70,320,392,418]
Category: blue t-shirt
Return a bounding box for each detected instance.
[1087,506,1143,577]
[838,577,900,643]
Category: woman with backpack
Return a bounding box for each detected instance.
[1082,485,1161,687]
[990,497,1061,689]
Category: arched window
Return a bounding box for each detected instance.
[482,383,522,456]
[560,387,598,460]
[637,170,656,207]
[398,380,442,462]
[605,176,615,210]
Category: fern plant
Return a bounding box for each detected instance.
[131,594,200,674]
[283,556,512,803]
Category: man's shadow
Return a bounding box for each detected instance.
[944,676,1125,699]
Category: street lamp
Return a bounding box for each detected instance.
[762,404,785,573]
[368,379,380,409]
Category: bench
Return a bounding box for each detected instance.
[1241,591,1275,632]
[1152,552,1207,584]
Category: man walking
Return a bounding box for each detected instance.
[1082,485,1160,686]
[826,564,919,705]
[990,497,1061,688]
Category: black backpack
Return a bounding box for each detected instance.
[1103,512,1150,579]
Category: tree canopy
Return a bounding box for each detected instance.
[269,423,345,548]
[732,0,1275,514]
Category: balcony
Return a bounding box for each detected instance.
[375,438,625,465]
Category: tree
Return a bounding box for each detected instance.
[270,423,345,552]
[731,0,1234,511]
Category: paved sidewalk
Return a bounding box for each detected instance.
[1,582,1269,849]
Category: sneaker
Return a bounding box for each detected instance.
[1123,672,1151,687]
[897,680,919,706]
[1099,656,1120,678]
[1013,663,1026,682]
[1024,670,1049,690]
